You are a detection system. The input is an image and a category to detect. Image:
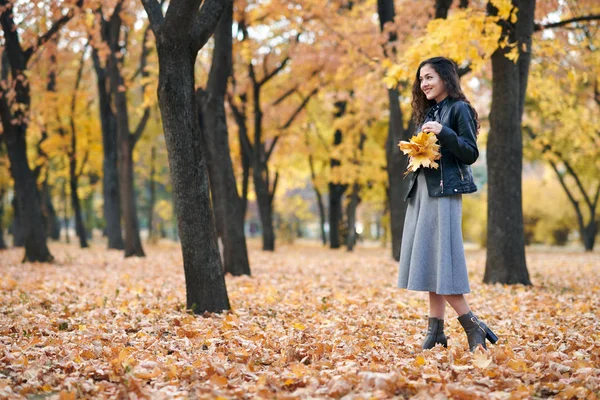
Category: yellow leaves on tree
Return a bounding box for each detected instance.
[383,1,520,89]
[398,131,441,174]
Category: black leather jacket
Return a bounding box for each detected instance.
[404,97,479,201]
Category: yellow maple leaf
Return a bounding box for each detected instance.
[472,348,492,368]
[398,131,442,174]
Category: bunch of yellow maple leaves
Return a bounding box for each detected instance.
[398,131,442,175]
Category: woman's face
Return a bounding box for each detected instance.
[419,64,448,103]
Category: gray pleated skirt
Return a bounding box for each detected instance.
[398,172,470,294]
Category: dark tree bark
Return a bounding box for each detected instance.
[329,101,348,249]
[11,197,24,247]
[147,145,156,241]
[346,183,361,251]
[141,0,231,313]
[62,180,70,244]
[435,0,454,19]
[227,93,251,218]
[197,2,250,276]
[345,131,366,251]
[91,40,124,250]
[0,188,5,250]
[35,46,61,241]
[0,0,80,261]
[307,152,327,245]
[378,0,412,261]
[95,2,150,257]
[40,181,61,240]
[69,51,89,248]
[484,0,535,285]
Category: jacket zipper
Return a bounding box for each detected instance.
[440,157,444,194]
[455,159,464,181]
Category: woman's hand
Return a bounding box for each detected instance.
[421,121,443,135]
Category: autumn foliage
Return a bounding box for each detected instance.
[1,243,599,398]
[398,131,442,174]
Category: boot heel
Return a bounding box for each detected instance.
[485,328,498,344]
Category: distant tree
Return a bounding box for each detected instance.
[0,0,82,261]
[197,2,250,275]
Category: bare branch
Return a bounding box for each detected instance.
[141,0,165,32]
[534,14,600,32]
[23,0,83,63]
[563,160,594,210]
[227,93,253,159]
[259,56,290,87]
[269,171,279,205]
[271,69,320,106]
[190,0,232,53]
[549,160,585,230]
[131,25,153,147]
[279,87,319,130]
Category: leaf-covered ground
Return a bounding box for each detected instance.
[1,241,599,399]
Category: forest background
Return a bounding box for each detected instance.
[1,0,600,398]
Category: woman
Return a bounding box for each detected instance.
[398,56,498,352]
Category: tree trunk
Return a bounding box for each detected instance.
[107,15,145,258]
[346,183,360,251]
[0,189,6,249]
[69,52,88,249]
[329,102,348,249]
[198,2,250,275]
[435,0,454,19]
[254,164,276,251]
[0,0,80,262]
[484,0,534,285]
[329,183,345,249]
[92,50,124,250]
[147,145,156,241]
[11,197,24,247]
[117,142,145,257]
[309,154,327,246]
[41,181,61,240]
[62,180,70,244]
[385,89,411,261]
[377,0,411,261]
[316,189,327,245]
[70,157,88,248]
[154,37,230,313]
[85,191,94,239]
[581,220,596,251]
[4,126,53,261]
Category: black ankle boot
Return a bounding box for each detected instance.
[457,311,498,352]
[422,317,447,349]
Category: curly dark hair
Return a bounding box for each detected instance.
[411,57,479,133]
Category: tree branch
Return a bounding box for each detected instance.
[259,56,290,87]
[269,171,279,205]
[534,14,600,32]
[227,93,254,159]
[279,87,319,130]
[563,160,593,210]
[549,160,585,232]
[271,69,320,106]
[23,0,83,63]
[141,0,165,32]
[131,25,153,147]
[190,0,232,53]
